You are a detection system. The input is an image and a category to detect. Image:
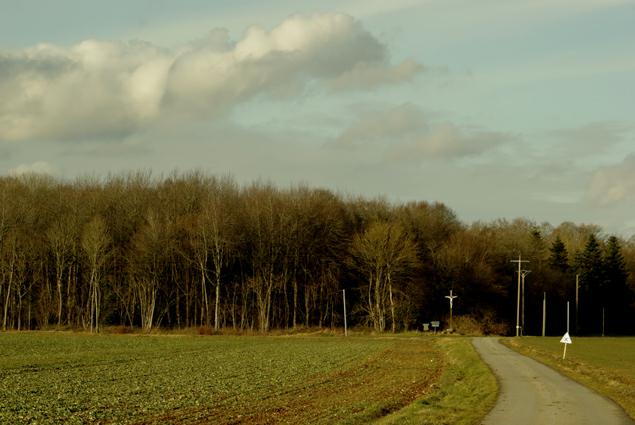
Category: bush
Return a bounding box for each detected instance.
[450,313,509,336]
[107,325,133,334]
[197,326,222,335]
[451,315,484,336]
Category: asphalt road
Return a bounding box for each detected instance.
[472,337,634,425]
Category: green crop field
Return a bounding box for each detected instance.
[503,337,635,420]
[0,332,495,424]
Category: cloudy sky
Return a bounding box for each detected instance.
[2,0,635,235]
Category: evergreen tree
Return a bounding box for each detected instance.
[576,234,603,334]
[604,236,628,288]
[603,236,630,334]
[548,236,569,273]
[546,235,570,312]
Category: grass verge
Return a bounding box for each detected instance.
[501,336,635,420]
[375,337,498,425]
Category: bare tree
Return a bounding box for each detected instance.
[46,214,76,328]
[81,216,110,332]
[206,183,237,330]
[1,231,18,330]
[129,209,169,332]
[243,185,288,332]
[350,222,418,332]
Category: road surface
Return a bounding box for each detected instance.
[472,337,634,425]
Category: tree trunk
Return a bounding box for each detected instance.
[389,280,396,333]
[56,268,63,328]
[200,266,209,327]
[214,277,220,330]
[3,248,15,331]
[293,280,298,328]
[2,271,12,330]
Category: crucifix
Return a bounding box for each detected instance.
[445,289,458,331]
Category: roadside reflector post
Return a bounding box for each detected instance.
[560,332,572,359]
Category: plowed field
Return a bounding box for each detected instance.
[0,333,445,424]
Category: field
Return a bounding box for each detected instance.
[502,337,635,419]
[0,332,495,424]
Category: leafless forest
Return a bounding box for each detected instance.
[1,171,633,334]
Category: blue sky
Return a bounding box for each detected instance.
[1,0,635,235]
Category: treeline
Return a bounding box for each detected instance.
[1,172,634,334]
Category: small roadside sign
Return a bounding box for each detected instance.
[423,323,429,331]
[560,332,572,344]
[560,332,572,359]
[431,321,440,334]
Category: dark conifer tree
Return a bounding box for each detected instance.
[602,236,630,334]
[576,234,604,334]
[548,236,569,273]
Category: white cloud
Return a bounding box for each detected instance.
[587,154,635,205]
[0,40,170,142]
[8,161,57,176]
[0,13,421,143]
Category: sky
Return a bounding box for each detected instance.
[1,0,635,236]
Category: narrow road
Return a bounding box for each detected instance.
[472,337,634,425]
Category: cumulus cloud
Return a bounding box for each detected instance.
[0,13,421,143]
[587,154,635,205]
[334,103,509,159]
[0,40,170,142]
[8,161,57,176]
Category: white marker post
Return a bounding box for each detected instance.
[560,332,572,359]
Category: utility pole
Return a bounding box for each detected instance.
[542,292,546,337]
[575,274,579,335]
[521,270,531,336]
[445,290,458,331]
[602,307,605,337]
[511,255,529,337]
[342,289,347,337]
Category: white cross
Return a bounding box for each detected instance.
[445,290,458,309]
